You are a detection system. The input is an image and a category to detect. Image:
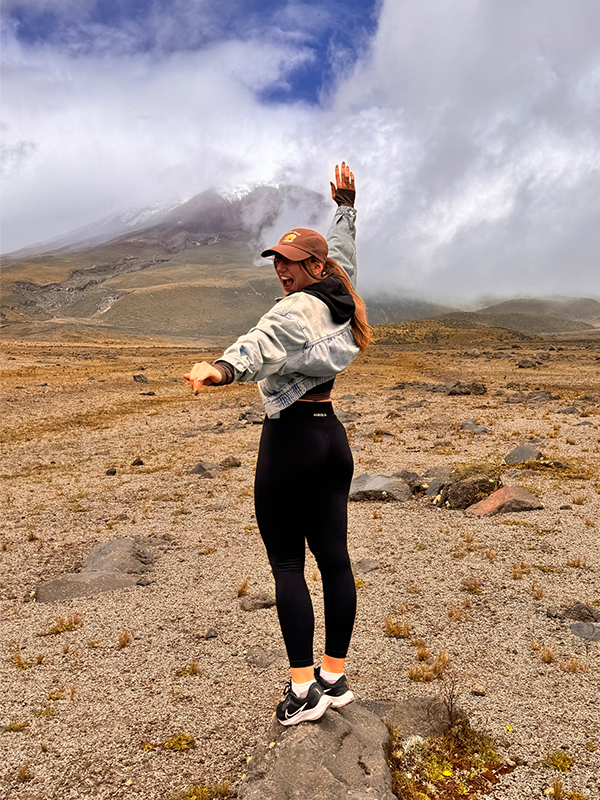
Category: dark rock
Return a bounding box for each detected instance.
[391,470,425,493]
[517,359,537,368]
[466,486,543,517]
[576,421,593,427]
[105,468,117,476]
[136,576,154,586]
[140,391,156,396]
[399,401,425,409]
[466,348,481,358]
[205,628,218,639]
[386,410,403,419]
[560,504,572,510]
[221,456,242,469]
[447,382,487,396]
[557,406,578,414]
[528,391,552,402]
[438,474,501,510]
[189,460,223,478]
[131,457,144,466]
[133,374,148,383]
[563,602,600,623]
[238,701,396,800]
[424,478,447,497]
[349,473,412,502]
[245,646,283,668]
[460,420,490,434]
[505,444,543,464]
[240,592,276,611]
[423,466,453,480]
[84,538,154,574]
[239,404,265,424]
[341,394,355,402]
[336,409,361,423]
[354,559,382,575]
[506,392,527,404]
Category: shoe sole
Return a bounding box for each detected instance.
[278,694,333,726]
[328,689,355,708]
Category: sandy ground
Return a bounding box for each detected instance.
[1,336,599,800]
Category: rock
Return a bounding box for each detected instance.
[391,470,425,493]
[447,382,487,396]
[205,628,218,639]
[399,401,425,409]
[506,392,527,404]
[239,404,265,424]
[570,622,600,642]
[471,684,487,696]
[140,391,156,396]
[423,466,453,480]
[131,457,144,466]
[245,646,282,668]
[438,474,501,510]
[133,374,148,383]
[466,486,543,517]
[336,409,361,423]
[105,468,117,476]
[460,419,490,434]
[557,406,578,414]
[240,592,276,611]
[221,455,242,469]
[84,538,154,573]
[189,460,223,478]
[517,359,537,368]
[528,391,552,402]
[35,572,139,602]
[505,444,543,464]
[466,348,481,357]
[349,473,412,502]
[424,478,447,497]
[560,504,572,510]
[354,559,382,575]
[238,701,396,800]
[340,393,355,402]
[563,602,600,623]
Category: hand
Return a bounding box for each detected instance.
[184,362,222,394]
[330,161,356,207]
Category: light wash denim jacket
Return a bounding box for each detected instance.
[217,205,359,418]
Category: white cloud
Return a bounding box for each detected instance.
[2,0,599,300]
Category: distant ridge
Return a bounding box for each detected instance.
[478,297,600,325]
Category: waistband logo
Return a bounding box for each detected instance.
[313,412,327,417]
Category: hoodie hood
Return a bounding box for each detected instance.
[300,276,355,324]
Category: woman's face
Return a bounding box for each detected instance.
[274,256,323,295]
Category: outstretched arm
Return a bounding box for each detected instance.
[327,161,358,285]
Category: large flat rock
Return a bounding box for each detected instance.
[239,701,395,800]
[349,473,412,502]
[35,571,140,603]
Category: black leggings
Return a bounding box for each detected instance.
[254,401,356,668]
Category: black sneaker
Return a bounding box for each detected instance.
[314,668,355,708]
[276,681,332,726]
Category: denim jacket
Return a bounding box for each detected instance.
[217,205,359,418]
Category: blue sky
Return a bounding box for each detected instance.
[2,0,600,300]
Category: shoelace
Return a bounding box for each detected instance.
[282,680,292,697]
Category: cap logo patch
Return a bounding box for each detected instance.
[282,232,298,242]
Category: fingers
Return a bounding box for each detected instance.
[334,161,355,189]
[330,181,336,200]
[184,362,213,395]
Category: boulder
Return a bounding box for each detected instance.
[133,373,148,383]
[447,382,487,396]
[437,474,501,510]
[221,455,242,469]
[35,538,154,602]
[239,405,265,424]
[460,419,490,434]
[557,406,578,414]
[238,702,396,800]
[189,460,223,478]
[349,473,412,502]
[504,444,542,464]
[465,486,543,517]
[391,470,425,493]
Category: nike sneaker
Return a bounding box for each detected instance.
[314,668,355,708]
[276,680,332,726]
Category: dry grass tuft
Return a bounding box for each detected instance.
[3,719,30,732]
[408,651,449,682]
[560,658,589,674]
[460,577,481,594]
[540,647,555,664]
[17,763,35,783]
[163,732,196,751]
[512,562,531,579]
[485,549,497,561]
[237,578,249,597]
[118,630,131,648]
[38,613,83,636]
[170,780,233,800]
[531,581,544,600]
[384,617,411,639]
[543,751,574,772]
[566,557,585,568]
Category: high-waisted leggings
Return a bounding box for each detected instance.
[254,401,356,668]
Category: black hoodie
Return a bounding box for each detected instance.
[300,276,355,324]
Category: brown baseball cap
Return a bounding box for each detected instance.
[261,228,328,263]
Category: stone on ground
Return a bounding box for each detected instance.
[505,444,543,464]
[189,460,223,477]
[466,486,543,517]
[349,473,412,502]
[438,474,501,509]
[238,702,396,800]
[240,592,276,611]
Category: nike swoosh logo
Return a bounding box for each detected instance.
[285,702,308,719]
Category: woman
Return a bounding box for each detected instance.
[185,163,371,726]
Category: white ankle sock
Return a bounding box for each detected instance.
[291,678,315,698]
[319,667,343,685]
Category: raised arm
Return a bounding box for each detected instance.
[327,161,358,286]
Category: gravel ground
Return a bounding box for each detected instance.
[1,338,599,799]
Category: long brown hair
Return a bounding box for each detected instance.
[299,257,373,352]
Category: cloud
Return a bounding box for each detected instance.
[1,0,599,300]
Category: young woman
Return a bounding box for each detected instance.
[185,163,371,725]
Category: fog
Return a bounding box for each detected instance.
[2,0,599,301]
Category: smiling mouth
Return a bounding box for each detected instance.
[281,277,293,289]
